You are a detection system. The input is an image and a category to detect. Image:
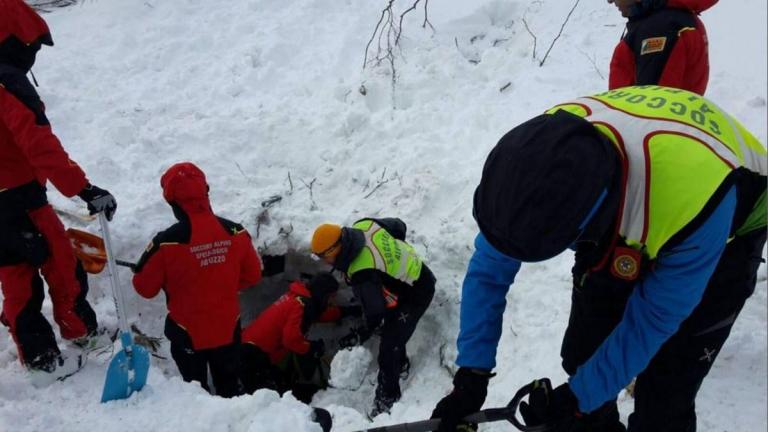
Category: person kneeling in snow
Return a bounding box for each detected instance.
[311,218,436,417]
[132,162,262,398]
[240,272,361,403]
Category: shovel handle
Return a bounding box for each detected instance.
[357,382,553,432]
[508,382,554,432]
[99,213,130,336]
[116,259,137,270]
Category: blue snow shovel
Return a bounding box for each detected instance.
[98,213,150,402]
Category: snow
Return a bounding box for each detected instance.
[1,0,766,431]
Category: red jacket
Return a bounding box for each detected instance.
[242,281,341,364]
[609,0,717,95]
[0,0,87,196]
[133,163,262,350]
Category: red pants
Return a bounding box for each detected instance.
[0,205,97,368]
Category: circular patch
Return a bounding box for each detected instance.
[613,253,639,279]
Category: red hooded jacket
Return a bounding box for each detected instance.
[133,163,262,350]
[609,0,718,95]
[242,281,341,364]
[0,0,87,197]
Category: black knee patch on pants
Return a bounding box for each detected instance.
[15,273,59,369]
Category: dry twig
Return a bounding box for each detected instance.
[539,0,581,67]
[362,0,434,98]
[522,17,538,61]
[363,168,392,199]
[301,178,318,210]
[28,0,77,12]
[578,48,605,80]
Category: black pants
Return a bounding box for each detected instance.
[165,317,242,398]
[240,344,325,403]
[561,229,766,432]
[376,265,436,403]
[240,343,281,394]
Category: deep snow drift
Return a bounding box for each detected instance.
[0,1,765,431]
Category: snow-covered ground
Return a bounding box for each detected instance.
[1,0,766,431]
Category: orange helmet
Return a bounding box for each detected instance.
[311,224,342,259]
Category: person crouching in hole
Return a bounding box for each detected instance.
[240,272,362,402]
[132,162,263,397]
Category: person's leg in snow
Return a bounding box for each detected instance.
[287,357,323,403]
[628,228,766,432]
[240,343,281,394]
[372,267,436,416]
[31,205,98,340]
[0,205,98,371]
[0,264,60,369]
[166,317,210,392]
[207,341,242,398]
[560,241,636,431]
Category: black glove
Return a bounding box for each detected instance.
[261,254,286,277]
[338,327,371,349]
[308,339,325,359]
[431,367,493,432]
[339,305,363,319]
[519,379,581,431]
[77,183,117,221]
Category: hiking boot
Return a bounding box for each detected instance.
[369,393,399,418]
[73,327,114,355]
[311,408,332,432]
[399,356,410,380]
[28,352,84,388]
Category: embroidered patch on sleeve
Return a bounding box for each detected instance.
[640,37,667,55]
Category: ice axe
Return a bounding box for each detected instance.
[353,381,552,432]
[97,213,150,402]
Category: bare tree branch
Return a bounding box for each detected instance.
[28,0,77,13]
[395,0,420,46]
[364,178,391,199]
[522,17,538,61]
[286,171,294,194]
[578,48,605,80]
[301,178,318,210]
[235,161,253,184]
[422,0,434,30]
[363,0,395,69]
[539,0,581,67]
[362,0,435,103]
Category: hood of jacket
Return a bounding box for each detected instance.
[334,227,365,273]
[160,162,212,217]
[0,0,53,72]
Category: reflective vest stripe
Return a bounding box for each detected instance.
[717,108,768,176]
[350,221,422,285]
[565,95,746,257]
[583,96,742,168]
[362,227,387,272]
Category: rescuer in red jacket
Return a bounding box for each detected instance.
[608,0,718,95]
[0,0,116,375]
[241,272,361,402]
[132,162,262,397]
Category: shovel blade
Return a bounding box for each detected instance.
[66,228,107,274]
[101,340,150,403]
